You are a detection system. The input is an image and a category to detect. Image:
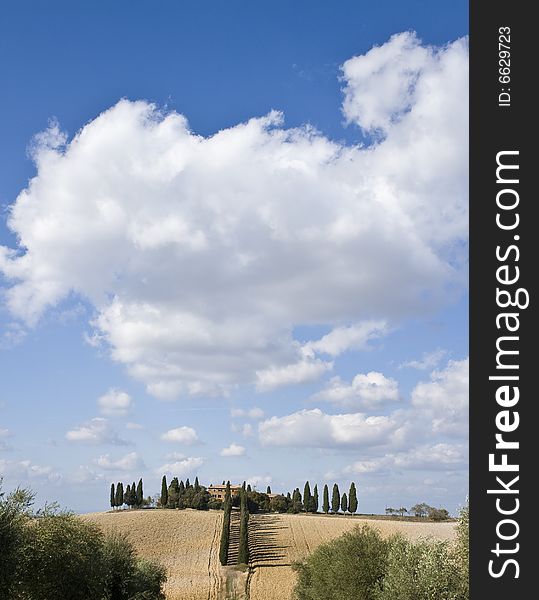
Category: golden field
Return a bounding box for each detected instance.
[248,513,457,600]
[82,509,223,600]
[82,509,456,600]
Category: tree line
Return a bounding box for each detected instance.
[1,481,166,600]
[110,479,147,510]
[268,481,358,515]
[385,502,450,521]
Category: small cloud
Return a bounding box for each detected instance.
[399,349,447,370]
[312,371,399,410]
[95,451,144,471]
[230,407,264,419]
[242,423,254,437]
[256,358,332,392]
[98,388,132,416]
[65,417,130,446]
[161,426,199,445]
[126,422,144,430]
[220,443,246,457]
[156,456,204,477]
[303,320,388,357]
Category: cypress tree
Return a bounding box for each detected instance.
[161,475,168,508]
[168,477,180,508]
[179,480,185,496]
[312,484,319,513]
[110,483,115,509]
[118,482,124,507]
[125,484,132,508]
[194,476,200,492]
[247,484,252,493]
[341,492,348,513]
[322,484,329,514]
[136,478,143,507]
[348,482,358,514]
[286,492,291,500]
[266,485,271,494]
[185,478,190,489]
[303,482,311,512]
[331,483,340,513]
[238,489,249,564]
[219,482,232,565]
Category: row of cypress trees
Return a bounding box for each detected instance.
[219,482,232,566]
[322,482,358,514]
[285,481,358,514]
[110,479,144,509]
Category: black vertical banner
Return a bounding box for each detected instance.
[470,1,534,597]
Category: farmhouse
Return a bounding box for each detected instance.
[207,484,242,500]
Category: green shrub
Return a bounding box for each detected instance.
[20,513,107,600]
[374,537,464,600]
[293,525,390,600]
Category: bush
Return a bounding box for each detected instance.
[20,513,107,600]
[0,485,34,598]
[293,525,390,600]
[374,537,464,600]
[0,483,167,600]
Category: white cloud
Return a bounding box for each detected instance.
[343,442,467,474]
[258,408,403,448]
[0,458,62,482]
[230,407,265,419]
[303,321,388,357]
[98,388,132,416]
[156,456,204,477]
[220,443,246,457]
[65,417,130,445]
[256,358,333,391]
[0,428,10,438]
[312,371,399,409]
[242,423,254,437]
[160,426,199,445]
[399,349,447,370]
[95,451,144,471]
[0,33,467,398]
[125,422,144,430]
[411,358,468,436]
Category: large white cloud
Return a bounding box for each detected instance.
[312,371,399,409]
[411,357,469,436]
[258,408,405,448]
[0,32,468,398]
[343,442,467,474]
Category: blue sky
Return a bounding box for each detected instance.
[0,1,468,514]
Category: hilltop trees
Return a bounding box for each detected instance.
[115,482,124,508]
[303,482,311,513]
[110,483,116,510]
[348,482,358,514]
[136,479,143,507]
[312,485,319,513]
[323,485,330,514]
[331,484,340,513]
[160,476,168,508]
[341,493,348,514]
